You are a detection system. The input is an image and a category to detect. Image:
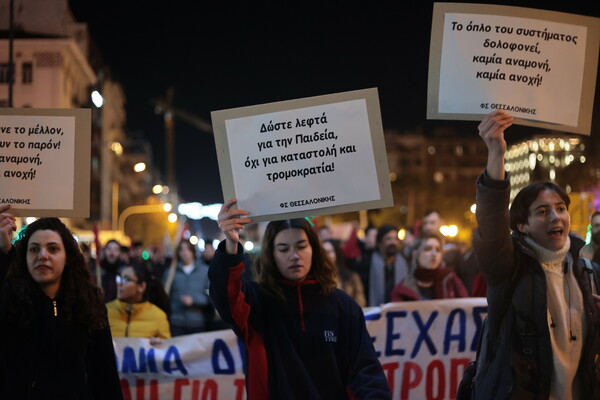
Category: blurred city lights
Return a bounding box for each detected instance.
[244,241,255,252]
[440,225,458,237]
[397,228,406,241]
[152,185,163,194]
[168,213,178,223]
[110,141,123,156]
[133,162,146,172]
[91,90,104,107]
[163,203,172,212]
[178,202,222,221]
[189,235,199,245]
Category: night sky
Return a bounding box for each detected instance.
[68,1,599,205]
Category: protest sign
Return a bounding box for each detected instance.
[115,297,487,399]
[427,3,599,134]
[0,108,90,217]
[211,88,393,222]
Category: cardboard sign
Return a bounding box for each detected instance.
[428,3,599,134]
[211,88,393,222]
[0,108,91,217]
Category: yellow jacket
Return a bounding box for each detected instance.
[106,299,171,339]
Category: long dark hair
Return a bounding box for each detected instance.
[256,218,337,301]
[128,263,171,316]
[3,218,107,330]
[323,238,351,282]
[176,239,197,263]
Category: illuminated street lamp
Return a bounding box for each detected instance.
[91,90,104,108]
[133,162,146,172]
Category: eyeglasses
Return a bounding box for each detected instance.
[116,275,140,285]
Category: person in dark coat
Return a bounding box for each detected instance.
[209,199,391,399]
[469,110,600,399]
[0,206,123,399]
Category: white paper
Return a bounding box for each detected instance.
[438,13,587,127]
[225,99,381,216]
[0,115,75,209]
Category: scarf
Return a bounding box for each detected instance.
[368,251,409,306]
[523,235,583,400]
[413,266,454,299]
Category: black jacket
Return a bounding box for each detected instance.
[0,248,123,400]
[472,172,600,400]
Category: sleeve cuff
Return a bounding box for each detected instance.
[480,169,510,190]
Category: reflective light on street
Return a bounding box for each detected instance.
[134,162,146,172]
[91,90,104,107]
[168,213,178,223]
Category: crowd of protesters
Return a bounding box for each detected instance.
[1,110,599,399]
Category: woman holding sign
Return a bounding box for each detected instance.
[465,110,600,399]
[209,199,391,399]
[0,205,123,399]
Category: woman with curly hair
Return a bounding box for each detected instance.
[0,205,123,399]
[208,199,390,399]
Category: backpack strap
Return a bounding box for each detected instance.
[580,257,599,295]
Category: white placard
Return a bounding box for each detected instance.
[225,99,380,216]
[211,88,393,222]
[427,3,600,135]
[0,115,74,208]
[439,13,587,127]
[0,108,90,217]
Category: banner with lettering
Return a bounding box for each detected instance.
[115,297,488,400]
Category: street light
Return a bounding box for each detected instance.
[133,162,146,172]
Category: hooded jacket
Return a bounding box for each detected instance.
[208,241,391,399]
[471,172,600,399]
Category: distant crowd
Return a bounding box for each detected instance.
[85,208,484,341]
